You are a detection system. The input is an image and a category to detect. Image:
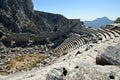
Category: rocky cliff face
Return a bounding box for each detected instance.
[0,0,35,33]
[0,0,70,34]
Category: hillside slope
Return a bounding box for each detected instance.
[0,0,75,34]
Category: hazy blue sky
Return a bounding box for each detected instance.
[32,0,120,21]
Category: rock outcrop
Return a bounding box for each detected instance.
[46,63,120,80]
[0,0,82,34]
[96,46,120,65]
[0,0,35,33]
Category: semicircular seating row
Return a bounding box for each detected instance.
[54,28,120,56]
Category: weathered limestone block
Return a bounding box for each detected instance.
[46,63,120,80]
[46,67,67,80]
[66,65,108,80]
[96,46,120,65]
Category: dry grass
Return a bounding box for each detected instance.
[2,53,48,74]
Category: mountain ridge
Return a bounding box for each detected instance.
[84,17,113,28]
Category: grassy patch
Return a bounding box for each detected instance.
[1,53,48,75]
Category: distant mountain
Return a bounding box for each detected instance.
[84,17,113,28]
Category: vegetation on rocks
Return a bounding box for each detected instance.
[114,17,120,23]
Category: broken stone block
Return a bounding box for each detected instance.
[96,46,120,65]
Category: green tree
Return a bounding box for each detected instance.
[114,17,120,23]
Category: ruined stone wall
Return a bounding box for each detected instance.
[1,33,31,42]
[34,32,59,42]
[1,32,59,44]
